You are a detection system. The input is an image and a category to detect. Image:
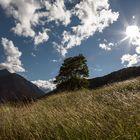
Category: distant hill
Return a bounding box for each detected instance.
[1,65,140,102]
[89,66,140,89]
[44,66,140,97]
[0,69,45,102]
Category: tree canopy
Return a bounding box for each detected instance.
[55,54,89,91]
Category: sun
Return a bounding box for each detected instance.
[119,25,140,45]
[126,25,139,39]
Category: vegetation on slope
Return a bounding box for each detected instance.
[0,78,140,140]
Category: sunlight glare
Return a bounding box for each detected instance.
[126,25,139,39]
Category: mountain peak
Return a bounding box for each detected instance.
[0,69,45,102]
[0,69,11,77]
[0,69,10,72]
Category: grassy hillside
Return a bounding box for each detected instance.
[0,78,140,140]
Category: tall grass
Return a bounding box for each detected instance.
[0,78,140,140]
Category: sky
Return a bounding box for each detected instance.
[0,0,140,92]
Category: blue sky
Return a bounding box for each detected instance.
[0,0,140,91]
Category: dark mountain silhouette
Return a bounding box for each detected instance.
[1,65,140,102]
[89,66,140,89]
[0,69,45,102]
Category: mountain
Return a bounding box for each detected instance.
[89,66,140,89]
[0,69,45,102]
[1,65,139,102]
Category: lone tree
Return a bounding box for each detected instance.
[55,54,89,91]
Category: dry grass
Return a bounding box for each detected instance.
[0,78,140,140]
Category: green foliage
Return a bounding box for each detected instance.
[55,54,89,91]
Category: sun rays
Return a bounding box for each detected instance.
[118,24,140,46]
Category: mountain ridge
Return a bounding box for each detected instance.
[43,65,140,97]
[0,69,45,102]
[89,66,140,89]
[0,65,140,101]
[0,69,11,77]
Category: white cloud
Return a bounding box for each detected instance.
[56,0,119,56]
[132,16,136,19]
[121,54,140,67]
[99,43,110,51]
[56,46,68,57]
[51,59,58,63]
[0,0,72,45]
[131,35,140,55]
[0,0,119,56]
[53,42,68,57]
[0,0,40,37]
[136,46,140,54]
[34,29,49,45]
[12,23,35,38]
[99,41,115,51]
[50,58,62,63]
[32,79,56,93]
[31,52,36,57]
[43,0,71,26]
[121,25,140,66]
[0,38,25,73]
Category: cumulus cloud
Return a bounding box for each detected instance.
[53,42,68,57]
[0,38,25,73]
[43,0,71,26]
[99,43,111,51]
[0,0,119,56]
[12,23,35,38]
[136,47,140,54]
[131,33,140,54]
[34,29,50,45]
[0,0,72,46]
[99,39,115,51]
[32,79,56,93]
[0,0,40,37]
[0,0,71,35]
[55,0,119,56]
[99,42,114,51]
[56,46,68,57]
[121,25,140,67]
[121,54,140,67]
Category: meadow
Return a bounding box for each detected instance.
[0,78,140,140]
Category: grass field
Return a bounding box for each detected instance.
[0,78,140,140]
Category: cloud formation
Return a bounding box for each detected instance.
[0,0,40,37]
[34,29,50,45]
[99,42,114,51]
[121,25,140,67]
[55,0,119,56]
[43,0,71,26]
[0,0,119,56]
[121,54,140,67]
[32,79,56,93]
[0,38,25,73]
[0,0,72,45]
